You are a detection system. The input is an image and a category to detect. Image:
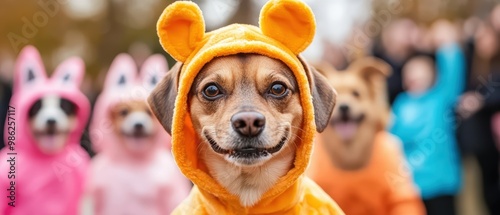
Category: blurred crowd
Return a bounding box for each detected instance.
[1,0,500,214]
[304,1,500,215]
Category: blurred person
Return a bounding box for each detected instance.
[0,51,14,150]
[87,54,190,215]
[457,19,500,214]
[79,76,97,158]
[0,77,12,150]
[390,20,465,215]
[307,58,425,215]
[0,46,91,215]
[372,19,418,104]
[490,4,500,33]
[411,24,436,54]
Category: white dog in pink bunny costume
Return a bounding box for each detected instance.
[86,54,190,215]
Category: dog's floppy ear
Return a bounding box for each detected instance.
[260,0,315,55]
[299,56,336,132]
[349,57,391,83]
[349,57,392,128]
[104,53,137,91]
[139,54,168,91]
[51,57,85,87]
[157,1,205,62]
[148,62,182,134]
[349,57,391,100]
[13,45,47,93]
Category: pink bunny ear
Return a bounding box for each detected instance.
[139,54,168,91]
[51,57,85,87]
[104,53,137,91]
[13,45,47,93]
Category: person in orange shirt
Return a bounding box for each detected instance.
[307,58,425,215]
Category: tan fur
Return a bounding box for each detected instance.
[189,55,303,206]
[315,57,391,170]
[110,100,153,133]
[148,54,336,207]
[109,100,156,153]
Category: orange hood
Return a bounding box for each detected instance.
[150,0,343,214]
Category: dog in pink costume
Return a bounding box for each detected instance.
[87,54,190,215]
[0,46,91,215]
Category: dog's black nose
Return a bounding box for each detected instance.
[134,123,144,131]
[339,104,350,114]
[231,112,266,137]
[47,119,56,126]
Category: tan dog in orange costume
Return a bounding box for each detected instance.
[307,58,425,215]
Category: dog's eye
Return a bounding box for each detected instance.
[60,98,76,115]
[202,84,222,100]
[269,83,288,97]
[120,109,129,116]
[352,90,360,98]
[29,100,42,118]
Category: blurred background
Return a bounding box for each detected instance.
[1,0,500,214]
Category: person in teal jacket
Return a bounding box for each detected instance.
[390,39,465,215]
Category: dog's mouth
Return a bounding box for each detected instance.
[121,125,153,139]
[204,132,288,159]
[33,130,68,153]
[34,128,68,137]
[122,131,152,139]
[330,113,365,141]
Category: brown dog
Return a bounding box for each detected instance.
[315,58,391,170]
[149,54,335,207]
[147,1,346,213]
[189,54,304,206]
[109,100,156,153]
[307,58,425,215]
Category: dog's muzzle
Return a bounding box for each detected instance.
[205,134,288,159]
[333,104,365,125]
[231,111,266,137]
[204,123,289,161]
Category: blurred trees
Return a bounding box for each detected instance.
[0,0,175,84]
[0,0,497,84]
[373,0,495,24]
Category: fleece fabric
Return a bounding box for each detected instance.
[307,132,425,215]
[154,0,344,214]
[0,46,91,215]
[390,43,465,199]
[87,54,190,215]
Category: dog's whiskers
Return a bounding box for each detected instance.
[275,126,303,142]
[289,125,307,133]
[196,139,209,154]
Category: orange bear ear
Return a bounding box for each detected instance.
[157,1,205,62]
[259,0,316,55]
